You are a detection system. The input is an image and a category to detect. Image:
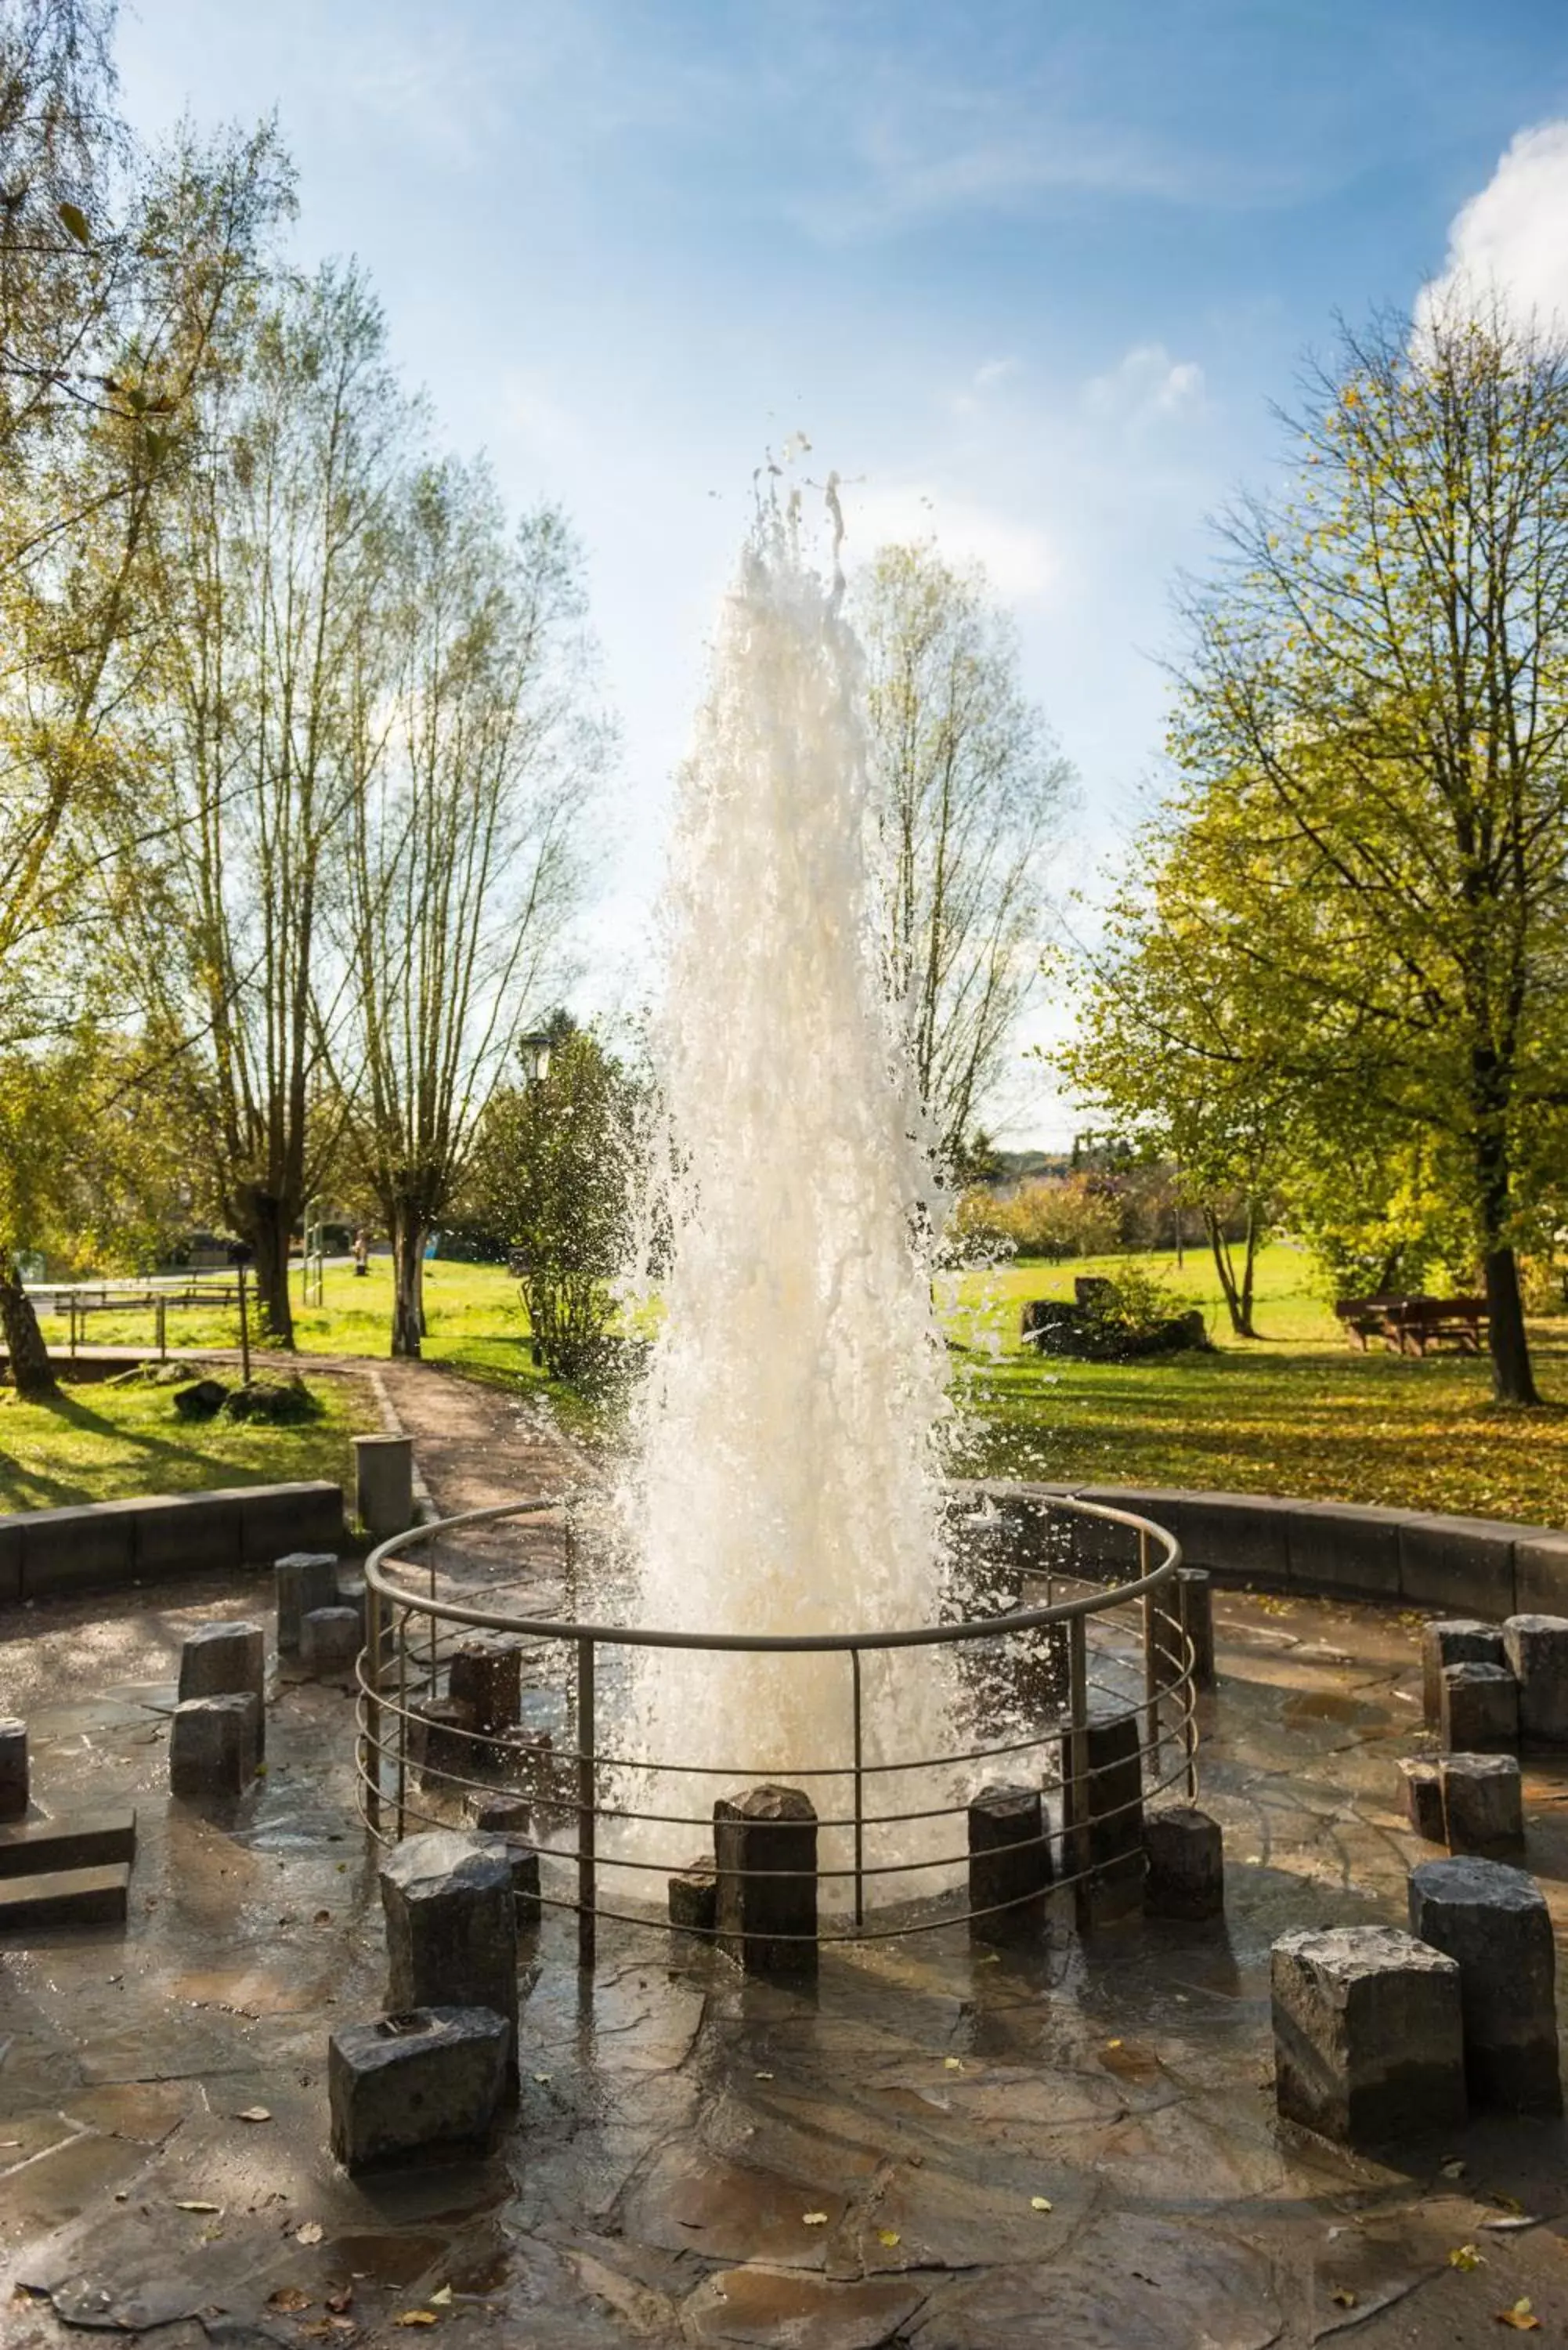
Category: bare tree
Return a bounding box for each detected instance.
[128,259,406,1343]
[335,459,604,1357]
[854,541,1071,1172]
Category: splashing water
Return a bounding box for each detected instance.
[609,507,956,1908]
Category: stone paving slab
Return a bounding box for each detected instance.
[2,1565,1568,2345]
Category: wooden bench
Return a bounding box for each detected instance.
[1335,1296,1487,1357]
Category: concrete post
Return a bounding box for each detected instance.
[1502,1615,1568,1746]
[329,2005,508,2171]
[449,1640,523,1738]
[966,1782,1050,1943]
[0,1720,27,1820]
[1422,1620,1505,1728]
[354,1435,415,1541]
[379,1830,518,2093]
[1408,1856,1561,2113]
[169,1693,262,1798]
[714,1784,818,1976]
[1143,1805,1224,1919]
[177,1622,266,1756]
[1271,1925,1465,2144]
[274,1553,340,1654]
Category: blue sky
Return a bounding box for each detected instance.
[117,0,1568,1141]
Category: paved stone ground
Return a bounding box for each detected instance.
[5,1554,1568,2348]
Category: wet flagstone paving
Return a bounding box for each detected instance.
[4,1573,1568,2346]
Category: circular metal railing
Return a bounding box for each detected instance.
[353,1489,1198,1962]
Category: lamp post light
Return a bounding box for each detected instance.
[518,1030,552,1087]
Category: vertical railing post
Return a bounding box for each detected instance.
[1067,1610,1090,1930]
[1140,1528,1160,1777]
[851,1647,865,1932]
[577,1635,596,1970]
[396,1605,409,1839]
[1177,1569,1199,1800]
[157,1296,167,1361]
[364,1573,382,1832]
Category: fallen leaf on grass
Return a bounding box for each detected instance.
[802,2211,829,2227]
[1030,2196,1053,2213]
[267,2287,313,2313]
[877,2229,901,2247]
[236,2106,271,2123]
[1496,2301,1541,2331]
[1450,2243,1486,2270]
[943,2057,963,2072]
[295,2221,325,2246]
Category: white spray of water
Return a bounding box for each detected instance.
[610,504,956,1907]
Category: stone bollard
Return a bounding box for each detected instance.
[466,1793,543,1929]
[714,1784,818,1976]
[169,1692,262,1799]
[178,1622,266,1757]
[1398,1759,1446,1841]
[669,1856,717,1935]
[379,1831,518,2092]
[1270,1925,1465,2144]
[1061,1710,1145,1922]
[1155,1568,1216,1694]
[178,1620,265,1701]
[449,1640,523,1739]
[334,1574,367,1636]
[1439,1661,1518,1755]
[354,1434,414,1541]
[1143,1806,1224,1920]
[1502,1615,1568,1747]
[1408,1856,1561,2114]
[1422,1620,1505,1729]
[0,1719,27,1821]
[967,1782,1051,1943]
[275,1553,340,1654]
[410,1699,478,1791]
[1440,1754,1524,1856]
[300,1607,362,1679]
[329,2005,509,2171]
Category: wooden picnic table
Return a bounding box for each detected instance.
[1334,1294,1488,1357]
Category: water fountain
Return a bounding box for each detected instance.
[356,497,1194,1957]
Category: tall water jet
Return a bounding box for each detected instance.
[613,502,955,1902]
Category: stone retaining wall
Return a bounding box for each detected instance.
[957,1479,1568,1619]
[0,1480,348,1605]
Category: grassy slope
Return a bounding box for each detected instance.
[0,1373,370,1512]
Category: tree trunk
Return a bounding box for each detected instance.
[1204,1206,1258,1339]
[1472,1080,1539,1405]
[1238,1198,1261,1337]
[236,1189,296,1350]
[390,1205,427,1359]
[0,1253,58,1398]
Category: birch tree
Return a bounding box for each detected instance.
[854,542,1071,1171]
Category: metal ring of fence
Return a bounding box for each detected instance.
[354,1491,1197,1959]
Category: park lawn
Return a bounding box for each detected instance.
[945,1243,1568,1523]
[25,1241,1568,1524]
[0,1372,371,1513]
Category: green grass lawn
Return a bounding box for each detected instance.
[23,1242,1568,1526]
[942,1242,1568,1524]
[0,1372,371,1512]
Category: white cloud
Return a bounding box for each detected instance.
[837,479,1057,602]
[1084,342,1205,424]
[1421,122,1568,336]
[949,354,1024,417]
